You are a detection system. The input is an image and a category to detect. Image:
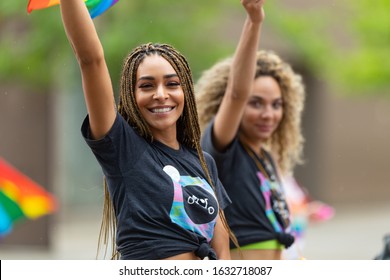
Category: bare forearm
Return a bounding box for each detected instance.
[60,0,104,62]
[229,17,262,99]
[213,1,265,149]
[59,0,116,139]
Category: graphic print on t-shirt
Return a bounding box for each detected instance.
[257,172,291,232]
[163,165,219,241]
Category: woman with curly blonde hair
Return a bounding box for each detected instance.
[196,0,305,260]
[197,51,305,175]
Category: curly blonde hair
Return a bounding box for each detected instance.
[196,50,305,175]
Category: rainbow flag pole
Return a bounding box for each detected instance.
[27,0,119,18]
[0,157,57,238]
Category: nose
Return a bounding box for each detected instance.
[260,105,273,119]
[153,84,168,100]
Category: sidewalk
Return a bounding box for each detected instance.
[1,202,389,260]
[303,201,389,260]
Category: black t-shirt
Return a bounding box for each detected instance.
[201,120,290,248]
[81,113,230,259]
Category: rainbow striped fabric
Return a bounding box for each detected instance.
[0,157,57,237]
[27,0,119,18]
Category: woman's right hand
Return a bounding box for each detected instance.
[241,0,266,24]
[212,0,266,151]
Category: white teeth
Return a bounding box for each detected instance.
[151,107,173,113]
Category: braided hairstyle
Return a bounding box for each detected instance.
[98,43,237,259]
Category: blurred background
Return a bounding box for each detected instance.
[1,0,389,260]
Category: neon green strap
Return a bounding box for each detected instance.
[238,240,284,250]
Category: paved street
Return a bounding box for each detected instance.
[1,201,389,260]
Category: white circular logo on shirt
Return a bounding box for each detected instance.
[163,165,181,182]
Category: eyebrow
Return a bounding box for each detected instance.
[250,96,283,102]
[138,74,178,81]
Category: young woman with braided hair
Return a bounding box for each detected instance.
[196,0,305,259]
[59,0,233,260]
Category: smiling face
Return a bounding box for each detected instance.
[135,54,185,141]
[239,75,284,148]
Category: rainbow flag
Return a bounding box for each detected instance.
[0,157,57,238]
[27,0,119,18]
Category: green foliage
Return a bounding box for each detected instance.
[97,0,238,89]
[0,0,237,91]
[1,0,389,95]
[340,0,390,94]
[0,2,68,89]
[266,5,332,70]
[266,1,390,95]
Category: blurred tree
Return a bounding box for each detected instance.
[0,0,237,92]
[339,0,390,94]
[1,1,389,95]
[267,1,390,95]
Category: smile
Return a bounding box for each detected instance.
[257,125,273,132]
[149,107,174,113]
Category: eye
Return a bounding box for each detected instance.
[138,83,154,90]
[273,100,283,109]
[167,81,181,88]
[248,100,262,108]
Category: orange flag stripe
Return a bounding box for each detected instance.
[0,158,51,196]
[27,0,60,13]
[0,158,57,216]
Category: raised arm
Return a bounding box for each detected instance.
[60,0,116,139]
[213,0,265,150]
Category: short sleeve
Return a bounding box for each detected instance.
[80,112,147,177]
[201,119,240,173]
